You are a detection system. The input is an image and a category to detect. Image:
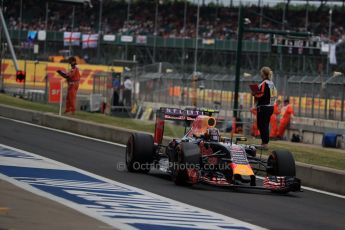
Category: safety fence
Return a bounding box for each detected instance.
[134,66,345,121]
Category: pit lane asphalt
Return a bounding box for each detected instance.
[1,117,344,230]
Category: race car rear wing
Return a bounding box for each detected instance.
[154,107,219,145]
[159,107,219,120]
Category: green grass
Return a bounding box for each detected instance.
[238,137,345,170]
[268,141,345,170]
[0,94,60,113]
[1,93,345,170]
[0,94,185,138]
[73,112,185,137]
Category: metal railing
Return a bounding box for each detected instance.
[132,65,345,121]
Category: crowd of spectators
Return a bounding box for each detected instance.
[3,0,345,43]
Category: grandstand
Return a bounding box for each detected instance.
[3,1,345,40]
[2,0,344,71]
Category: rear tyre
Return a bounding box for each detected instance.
[126,133,154,173]
[267,149,296,176]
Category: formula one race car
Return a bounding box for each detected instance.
[125,107,301,193]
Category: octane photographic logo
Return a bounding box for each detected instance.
[118,161,231,171]
[0,145,263,230]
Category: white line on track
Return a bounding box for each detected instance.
[255,176,345,199]
[1,115,345,200]
[0,116,126,147]
[0,143,265,230]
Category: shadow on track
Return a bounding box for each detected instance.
[145,169,301,198]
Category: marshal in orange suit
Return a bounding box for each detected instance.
[64,57,81,115]
[277,99,294,139]
[269,99,281,138]
[250,107,260,137]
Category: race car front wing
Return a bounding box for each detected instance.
[263,176,301,192]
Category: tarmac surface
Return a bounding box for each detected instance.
[0,179,117,230]
[0,116,345,230]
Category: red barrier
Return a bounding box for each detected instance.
[48,79,61,103]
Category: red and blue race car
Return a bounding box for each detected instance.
[126,107,301,193]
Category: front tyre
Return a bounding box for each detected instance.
[126,133,154,173]
[267,149,296,176]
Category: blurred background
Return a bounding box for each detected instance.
[0,0,345,135]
